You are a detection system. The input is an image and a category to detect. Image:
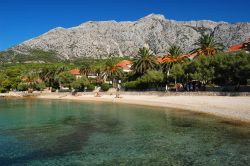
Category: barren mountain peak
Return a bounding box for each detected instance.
[7,14,250,60]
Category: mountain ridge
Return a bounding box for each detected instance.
[7,14,250,60]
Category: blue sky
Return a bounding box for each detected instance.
[1,0,250,51]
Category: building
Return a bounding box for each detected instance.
[157,53,198,63]
[116,60,133,72]
[227,38,250,53]
[70,68,98,79]
[227,44,245,52]
[70,68,82,79]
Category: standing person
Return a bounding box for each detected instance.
[115,84,121,98]
[95,86,101,97]
[176,83,180,92]
[192,82,195,91]
[195,82,199,91]
[165,84,168,92]
[186,83,189,91]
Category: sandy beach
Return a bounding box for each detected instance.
[35,93,250,123]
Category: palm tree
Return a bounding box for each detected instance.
[56,66,68,74]
[192,33,224,56]
[161,45,184,74]
[104,60,124,88]
[80,62,92,77]
[53,66,70,89]
[132,47,159,74]
[22,70,40,92]
[39,65,69,90]
[168,45,183,57]
[39,67,58,89]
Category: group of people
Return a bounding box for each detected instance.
[165,81,202,92]
[95,84,121,98]
[184,81,201,91]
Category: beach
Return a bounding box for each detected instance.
[34,93,250,123]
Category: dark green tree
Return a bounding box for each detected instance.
[132,47,159,74]
[170,63,185,85]
[80,62,92,77]
[188,55,215,90]
[212,52,250,89]
[137,70,164,90]
[58,71,75,89]
[71,76,90,91]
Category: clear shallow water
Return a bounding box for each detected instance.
[0,99,249,166]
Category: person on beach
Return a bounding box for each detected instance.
[72,89,77,96]
[176,83,180,92]
[165,84,168,92]
[95,92,101,97]
[115,84,121,98]
[95,86,101,97]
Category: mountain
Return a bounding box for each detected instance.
[5,14,250,61]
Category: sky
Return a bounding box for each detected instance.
[1,0,250,51]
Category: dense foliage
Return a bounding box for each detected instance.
[101,83,110,91]
[71,76,90,91]
[132,47,159,74]
[0,49,61,64]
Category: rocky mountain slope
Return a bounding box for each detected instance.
[9,14,250,59]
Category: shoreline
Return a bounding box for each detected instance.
[1,92,250,123]
[32,92,250,124]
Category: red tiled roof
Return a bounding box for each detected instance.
[185,53,198,59]
[227,44,244,52]
[70,68,81,75]
[116,60,133,70]
[157,57,164,63]
[161,57,173,63]
[158,53,198,63]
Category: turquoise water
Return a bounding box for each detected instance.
[0,99,250,166]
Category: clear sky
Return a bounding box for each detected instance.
[1,0,250,51]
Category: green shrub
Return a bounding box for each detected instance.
[101,83,110,91]
[58,71,75,89]
[0,87,7,93]
[125,70,164,91]
[71,77,90,91]
[17,83,29,91]
[87,84,95,91]
[88,77,96,83]
[124,81,138,90]
[33,82,46,91]
[2,80,12,90]
[139,70,164,89]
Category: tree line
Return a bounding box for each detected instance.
[0,33,249,93]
